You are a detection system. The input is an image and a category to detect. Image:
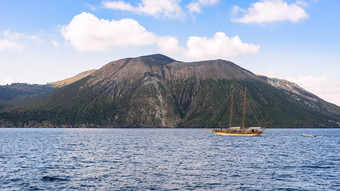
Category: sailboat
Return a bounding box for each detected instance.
[212,88,265,136]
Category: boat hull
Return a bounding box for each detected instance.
[213,130,263,136]
[302,134,315,137]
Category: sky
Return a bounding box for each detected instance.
[0,0,340,106]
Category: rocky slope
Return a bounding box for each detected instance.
[259,76,340,118]
[1,54,340,128]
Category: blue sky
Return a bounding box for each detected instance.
[1,0,340,106]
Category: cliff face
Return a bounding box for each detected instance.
[1,54,340,128]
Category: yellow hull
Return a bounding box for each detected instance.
[213,129,263,136]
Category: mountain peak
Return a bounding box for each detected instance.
[134,54,176,65]
[138,54,176,63]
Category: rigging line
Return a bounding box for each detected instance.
[203,99,228,128]
[247,92,266,126]
[244,91,261,126]
[214,100,229,127]
[203,91,231,128]
[211,92,231,128]
[248,102,261,127]
[215,84,235,127]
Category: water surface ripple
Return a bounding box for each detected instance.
[0,128,339,190]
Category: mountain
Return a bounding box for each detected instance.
[50,69,97,87]
[1,54,340,128]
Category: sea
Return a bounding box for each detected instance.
[0,128,339,190]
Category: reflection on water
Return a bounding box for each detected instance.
[0,128,339,190]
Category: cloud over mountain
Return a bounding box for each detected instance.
[60,12,157,51]
[185,32,260,59]
[61,13,259,59]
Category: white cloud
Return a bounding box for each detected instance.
[3,31,41,43]
[102,0,185,19]
[158,32,260,59]
[27,35,43,44]
[198,0,218,5]
[187,0,218,13]
[232,0,308,24]
[103,1,135,11]
[1,31,25,51]
[231,6,244,17]
[0,31,42,51]
[157,36,186,57]
[61,13,259,59]
[187,2,201,13]
[60,12,157,51]
[184,32,260,59]
[296,0,308,7]
[3,31,22,39]
[0,39,23,51]
[86,3,98,11]
[288,75,340,106]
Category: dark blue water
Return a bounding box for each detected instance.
[0,128,339,190]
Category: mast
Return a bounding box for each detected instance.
[242,87,247,129]
[229,89,235,128]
